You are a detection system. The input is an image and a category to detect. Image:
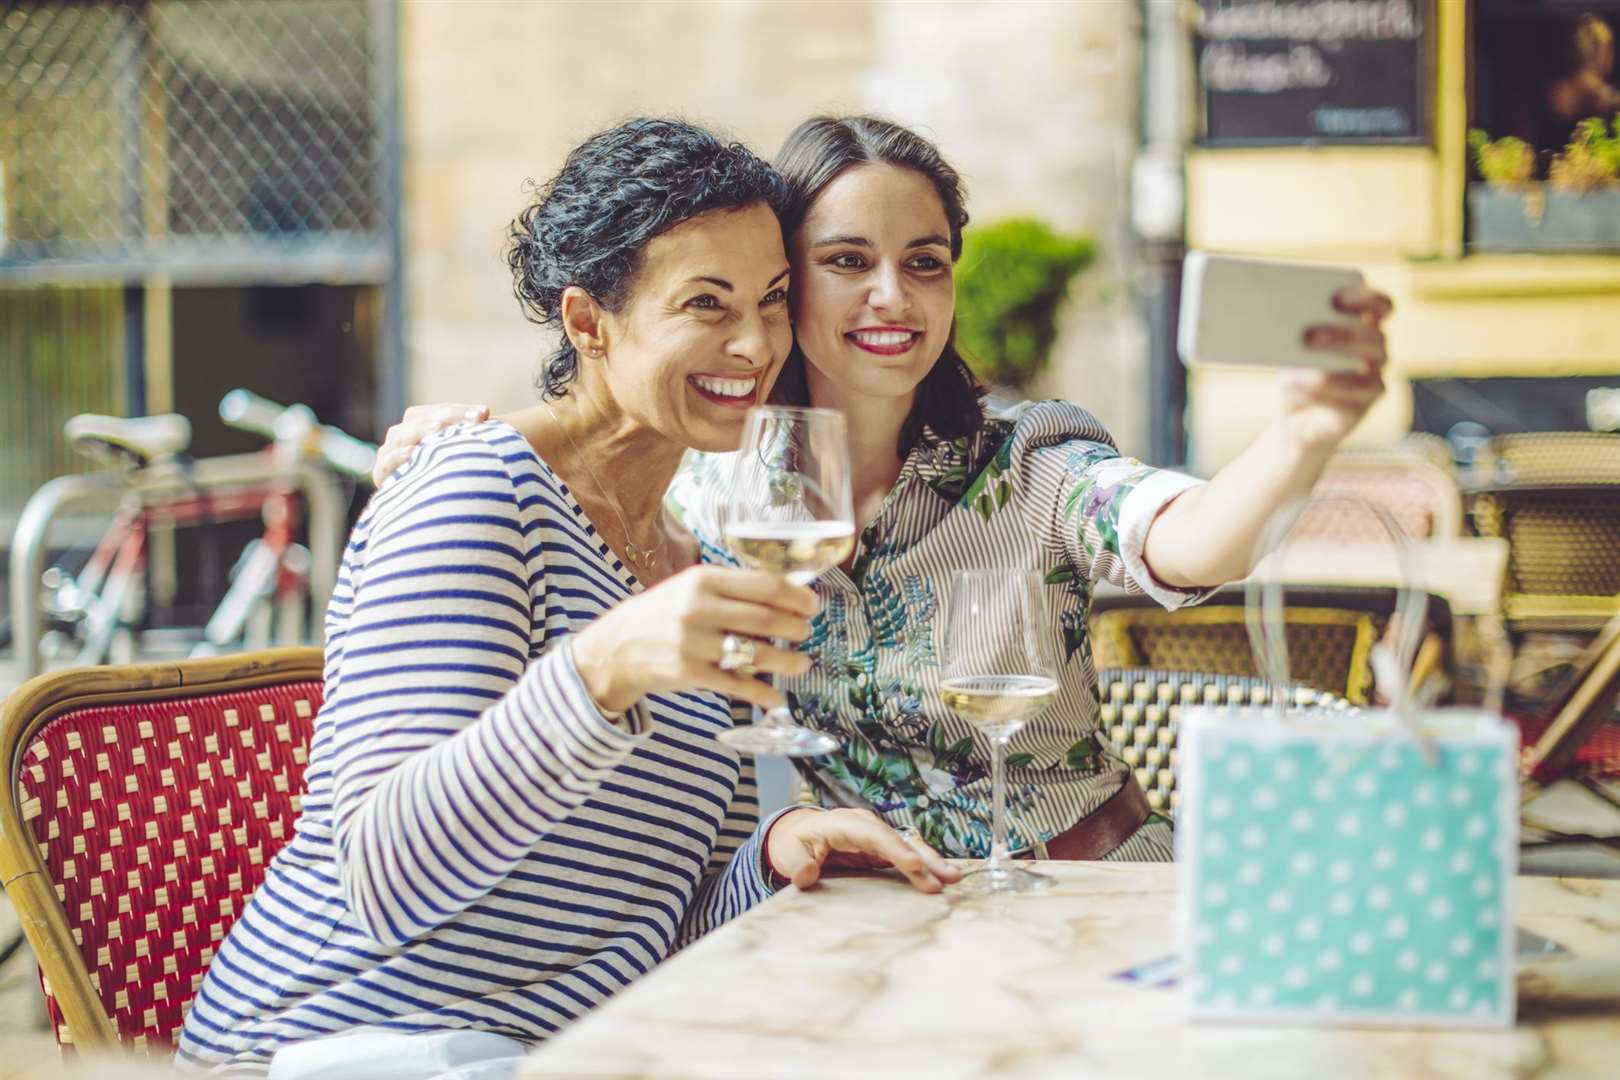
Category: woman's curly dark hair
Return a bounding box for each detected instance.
[768,115,984,456]
[507,118,786,399]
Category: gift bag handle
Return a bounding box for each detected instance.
[1243,494,1430,721]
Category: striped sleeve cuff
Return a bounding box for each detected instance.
[755,804,819,897]
[674,804,811,951]
[1115,469,1215,612]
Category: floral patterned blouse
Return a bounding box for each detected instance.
[669,400,1211,858]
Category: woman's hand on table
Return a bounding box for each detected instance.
[374,402,491,484]
[1285,285,1392,451]
[572,566,816,714]
[766,808,963,894]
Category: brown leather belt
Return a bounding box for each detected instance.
[1019,774,1153,861]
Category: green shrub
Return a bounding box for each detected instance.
[954,218,1095,387]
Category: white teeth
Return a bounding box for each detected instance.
[691,374,756,398]
[850,330,916,346]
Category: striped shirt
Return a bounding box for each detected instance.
[670,400,1210,860]
[177,422,783,1074]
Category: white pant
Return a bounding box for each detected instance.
[267,1030,527,1080]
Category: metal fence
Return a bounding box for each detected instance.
[1,0,395,286]
[0,0,400,529]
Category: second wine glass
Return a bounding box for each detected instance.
[940,569,1060,894]
[718,406,854,757]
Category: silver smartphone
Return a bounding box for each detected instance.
[1178,251,1366,372]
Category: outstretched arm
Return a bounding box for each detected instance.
[1142,286,1392,588]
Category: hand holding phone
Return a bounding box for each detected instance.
[1178,252,1367,372]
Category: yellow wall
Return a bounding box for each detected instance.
[1182,1,1620,471]
[1187,149,1441,258]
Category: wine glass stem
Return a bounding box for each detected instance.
[989,732,1010,872]
[761,637,792,730]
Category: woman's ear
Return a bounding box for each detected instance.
[560,285,607,358]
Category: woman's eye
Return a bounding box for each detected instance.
[828,253,866,271]
[909,255,947,272]
[687,294,721,310]
[762,287,788,305]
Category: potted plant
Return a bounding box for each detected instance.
[954,218,1094,389]
[1468,117,1620,251]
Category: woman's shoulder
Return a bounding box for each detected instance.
[987,397,1117,451]
[366,419,546,528]
[950,400,1119,483]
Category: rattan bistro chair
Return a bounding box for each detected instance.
[0,648,323,1056]
[1465,432,1620,634]
[1089,584,1454,707]
[1292,449,1463,543]
[1095,668,1352,817]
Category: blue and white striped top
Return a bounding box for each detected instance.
[176,421,783,1074]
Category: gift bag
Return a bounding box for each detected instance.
[1177,499,1519,1028]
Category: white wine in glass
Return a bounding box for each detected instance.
[722,520,855,585]
[941,569,1059,894]
[718,406,854,757]
[939,675,1059,738]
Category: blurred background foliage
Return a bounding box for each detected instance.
[955,218,1095,388]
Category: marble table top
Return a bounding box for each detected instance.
[520,863,1619,1080]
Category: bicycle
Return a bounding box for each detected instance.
[9,392,374,680]
[194,390,377,656]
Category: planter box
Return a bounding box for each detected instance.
[1468,183,1620,252]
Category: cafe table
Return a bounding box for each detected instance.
[520,863,1619,1079]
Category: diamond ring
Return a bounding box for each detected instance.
[717,632,759,674]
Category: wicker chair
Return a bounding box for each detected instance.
[1465,432,1620,634]
[0,647,323,1056]
[1095,668,1352,817]
[1088,584,1454,706]
[1290,449,1463,544]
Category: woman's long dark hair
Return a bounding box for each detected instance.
[770,116,984,456]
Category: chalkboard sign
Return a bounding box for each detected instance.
[1197,0,1430,146]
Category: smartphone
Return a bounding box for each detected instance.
[1177,251,1366,372]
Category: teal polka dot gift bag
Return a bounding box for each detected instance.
[1177,711,1518,1027]
[1177,497,1517,1028]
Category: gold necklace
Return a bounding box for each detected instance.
[543,400,667,571]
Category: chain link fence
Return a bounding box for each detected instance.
[1,0,395,284]
[0,0,399,534]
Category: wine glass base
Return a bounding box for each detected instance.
[954,864,1055,895]
[718,724,839,757]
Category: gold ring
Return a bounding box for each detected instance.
[717,632,759,674]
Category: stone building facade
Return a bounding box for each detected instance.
[401,0,1149,453]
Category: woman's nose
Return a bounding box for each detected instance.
[867,263,910,316]
[729,309,774,367]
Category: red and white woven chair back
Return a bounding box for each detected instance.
[15,680,321,1054]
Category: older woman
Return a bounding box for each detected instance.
[177,118,956,1077]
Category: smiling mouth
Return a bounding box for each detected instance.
[847,329,921,356]
[688,372,760,408]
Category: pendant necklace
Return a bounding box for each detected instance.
[543,400,667,572]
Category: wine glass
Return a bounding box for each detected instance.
[939,569,1060,894]
[718,406,854,757]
